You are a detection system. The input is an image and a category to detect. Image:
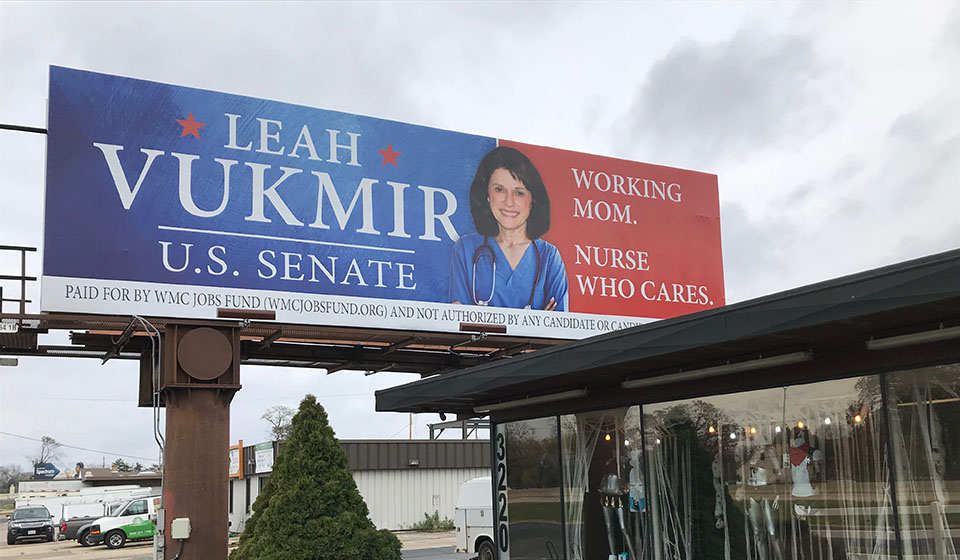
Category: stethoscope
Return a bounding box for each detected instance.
[471,237,542,309]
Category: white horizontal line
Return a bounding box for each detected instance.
[157,225,416,255]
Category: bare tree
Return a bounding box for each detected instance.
[0,464,23,491]
[30,436,62,466]
[262,405,295,441]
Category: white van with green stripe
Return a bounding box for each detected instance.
[89,496,160,549]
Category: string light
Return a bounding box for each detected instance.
[750,427,757,434]
[708,426,716,434]
[797,421,805,429]
[854,414,863,423]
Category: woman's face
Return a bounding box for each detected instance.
[487,167,532,235]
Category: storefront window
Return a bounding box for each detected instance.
[504,416,565,560]
[642,376,892,560]
[561,407,646,560]
[885,363,960,557]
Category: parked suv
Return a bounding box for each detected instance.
[7,505,55,545]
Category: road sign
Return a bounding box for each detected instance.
[33,463,60,479]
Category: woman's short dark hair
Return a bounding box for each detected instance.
[469,146,551,239]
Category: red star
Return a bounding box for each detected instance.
[378,143,402,167]
[176,112,206,139]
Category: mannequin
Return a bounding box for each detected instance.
[600,471,637,560]
[744,444,783,560]
[788,428,822,499]
[712,453,725,529]
[627,450,645,558]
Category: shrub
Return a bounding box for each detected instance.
[231,395,401,560]
[410,511,455,532]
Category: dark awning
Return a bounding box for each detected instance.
[376,248,960,416]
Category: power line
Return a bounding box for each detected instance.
[0,123,47,134]
[0,431,157,462]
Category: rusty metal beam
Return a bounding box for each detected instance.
[101,318,139,364]
[160,324,240,560]
[326,361,358,375]
[256,329,284,351]
[382,335,418,355]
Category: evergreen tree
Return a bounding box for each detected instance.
[231,395,401,560]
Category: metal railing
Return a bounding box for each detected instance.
[0,245,36,320]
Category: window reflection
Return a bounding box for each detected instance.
[561,407,647,560]
[886,363,960,557]
[501,368,959,559]
[505,417,565,560]
[643,377,892,560]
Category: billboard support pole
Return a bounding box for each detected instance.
[160,324,241,560]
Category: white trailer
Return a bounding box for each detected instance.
[455,476,494,560]
[16,485,156,523]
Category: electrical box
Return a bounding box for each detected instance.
[171,517,191,540]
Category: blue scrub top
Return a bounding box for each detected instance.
[449,233,568,311]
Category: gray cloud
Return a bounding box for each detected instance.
[617,29,831,168]
[718,201,797,303]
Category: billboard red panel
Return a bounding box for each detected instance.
[502,140,724,319]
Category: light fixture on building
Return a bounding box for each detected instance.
[473,388,588,414]
[797,421,805,429]
[750,427,757,434]
[604,434,611,442]
[624,440,630,446]
[729,433,737,440]
[824,417,831,425]
[865,325,960,350]
[775,426,782,433]
[854,414,863,424]
[621,351,813,390]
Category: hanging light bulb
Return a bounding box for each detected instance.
[854,414,863,423]
[797,421,805,429]
[605,433,611,441]
[656,438,661,444]
[708,425,716,434]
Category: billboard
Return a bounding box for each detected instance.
[228,444,241,478]
[253,442,274,474]
[42,67,724,339]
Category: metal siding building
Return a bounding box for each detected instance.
[228,439,490,532]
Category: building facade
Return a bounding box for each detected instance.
[228,439,489,532]
[378,249,960,559]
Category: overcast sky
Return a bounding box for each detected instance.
[1,2,958,472]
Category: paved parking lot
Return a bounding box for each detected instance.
[0,532,152,559]
[0,524,472,560]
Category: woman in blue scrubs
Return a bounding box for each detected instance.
[449,146,568,311]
